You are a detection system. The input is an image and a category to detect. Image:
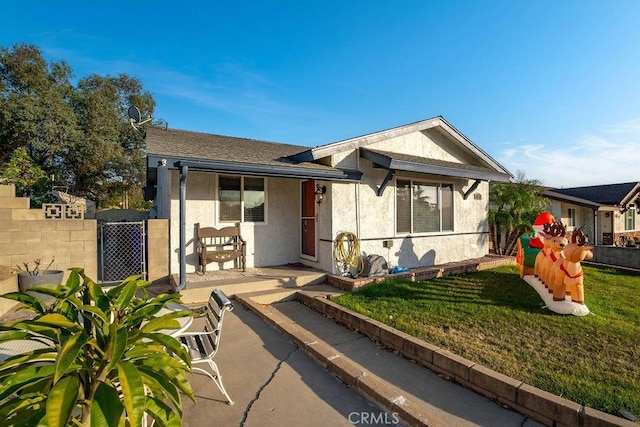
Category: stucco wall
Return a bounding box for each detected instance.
[322,158,490,273]
[548,200,596,243]
[168,171,302,274]
[368,128,478,165]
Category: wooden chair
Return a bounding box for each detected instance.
[173,289,235,405]
[196,223,246,273]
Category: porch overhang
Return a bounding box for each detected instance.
[147,154,362,184]
[360,148,512,183]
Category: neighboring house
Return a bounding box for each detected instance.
[543,182,640,245]
[144,116,513,286]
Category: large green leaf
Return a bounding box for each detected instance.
[3,320,62,341]
[145,365,195,402]
[78,304,110,322]
[54,332,88,383]
[0,392,46,419]
[114,282,138,311]
[138,368,182,412]
[37,313,83,331]
[91,382,124,427]
[0,347,57,375]
[0,292,47,314]
[105,324,127,373]
[145,394,182,427]
[0,330,30,342]
[139,316,181,333]
[1,396,47,427]
[46,375,78,427]
[106,274,144,300]
[0,364,56,400]
[134,350,189,374]
[116,361,145,426]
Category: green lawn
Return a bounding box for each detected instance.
[332,265,640,418]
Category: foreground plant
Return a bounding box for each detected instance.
[0,268,195,426]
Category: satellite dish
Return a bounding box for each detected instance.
[128,106,142,123]
[127,106,152,129]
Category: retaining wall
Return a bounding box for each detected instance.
[296,292,636,427]
[592,246,640,270]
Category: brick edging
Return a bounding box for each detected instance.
[296,292,636,427]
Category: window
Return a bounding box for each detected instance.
[625,208,635,231]
[567,208,576,227]
[396,179,453,233]
[219,175,265,223]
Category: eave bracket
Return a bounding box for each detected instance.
[377,169,396,196]
[463,179,482,200]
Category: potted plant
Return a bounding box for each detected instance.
[0,268,196,426]
[16,258,64,293]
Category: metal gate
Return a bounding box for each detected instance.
[99,221,146,283]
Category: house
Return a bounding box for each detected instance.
[543,182,640,245]
[144,116,513,287]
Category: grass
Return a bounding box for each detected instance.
[332,265,640,418]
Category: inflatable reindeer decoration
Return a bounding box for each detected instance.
[538,222,568,292]
[516,213,591,316]
[551,228,593,304]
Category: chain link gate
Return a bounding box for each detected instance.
[98,221,146,283]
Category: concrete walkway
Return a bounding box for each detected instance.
[183,294,543,427]
[182,302,391,426]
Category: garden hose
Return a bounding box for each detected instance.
[333,231,364,276]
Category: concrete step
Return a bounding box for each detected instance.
[170,267,327,304]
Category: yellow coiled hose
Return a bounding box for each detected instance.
[333,231,364,276]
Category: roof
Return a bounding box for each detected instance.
[361,148,512,182]
[288,116,513,179]
[550,182,640,207]
[145,127,360,181]
[144,116,513,184]
[542,188,601,210]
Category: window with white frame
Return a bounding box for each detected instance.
[219,175,265,223]
[567,208,576,227]
[396,179,453,233]
[625,207,635,231]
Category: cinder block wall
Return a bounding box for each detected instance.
[0,184,98,283]
[592,245,640,270]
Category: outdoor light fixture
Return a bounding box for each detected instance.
[315,184,327,204]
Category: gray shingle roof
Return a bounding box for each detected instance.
[145,126,332,171]
[551,182,640,205]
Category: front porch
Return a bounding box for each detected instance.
[160,264,329,304]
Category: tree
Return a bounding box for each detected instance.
[0,43,155,208]
[0,146,56,207]
[487,171,550,255]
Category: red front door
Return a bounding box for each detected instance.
[301,180,316,258]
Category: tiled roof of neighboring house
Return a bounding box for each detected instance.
[550,182,640,206]
[542,188,601,210]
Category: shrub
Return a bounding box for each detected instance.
[0,269,195,426]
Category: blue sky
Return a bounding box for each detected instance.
[3,1,640,187]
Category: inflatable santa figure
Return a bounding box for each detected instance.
[530,212,556,249]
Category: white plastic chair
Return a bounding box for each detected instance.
[174,288,235,405]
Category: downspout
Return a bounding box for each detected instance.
[177,165,188,291]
